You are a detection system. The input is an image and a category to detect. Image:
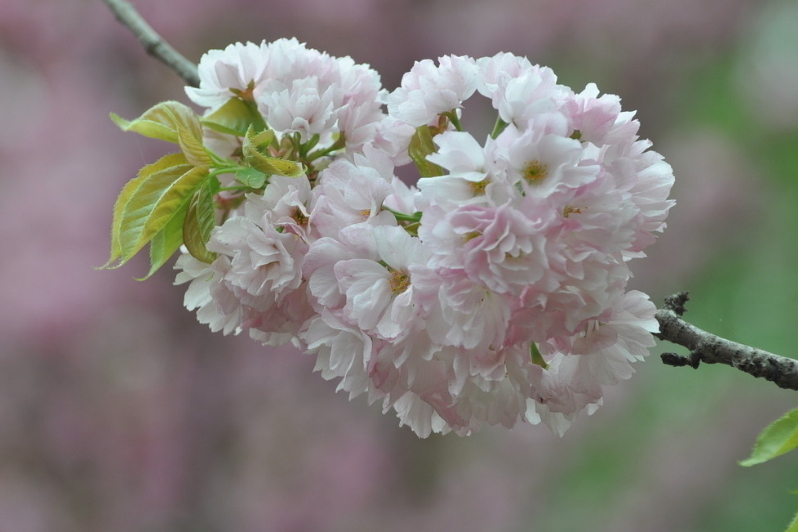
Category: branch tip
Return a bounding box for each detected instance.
[657,293,798,390]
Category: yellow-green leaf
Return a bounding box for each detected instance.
[114,165,210,269]
[202,98,264,137]
[110,111,177,143]
[409,125,445,178]
[182,182,218,264]
[240,125,302,177]
[111,101,211,166]
[740,408,798,466]
[249,154,305,177]
[140,199,190,280]
[100,152,188,269]
[164,104,212,167]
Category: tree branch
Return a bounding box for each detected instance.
[99,0,200,87]
[657,292,798,391]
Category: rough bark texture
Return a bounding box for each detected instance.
[657,292,798,391]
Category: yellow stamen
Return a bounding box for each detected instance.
[563,205,584,218]
[523,160,548,184]
[389,269,410,294]
[292,207,308,225]
[470,178,489,196]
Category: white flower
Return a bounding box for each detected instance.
[477,53,567,128]
[335,226,429,339]
[258,76,341,141]
[186,41,270,110]
[174,251,242,336]
[387,55,479,127]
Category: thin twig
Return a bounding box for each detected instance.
[657,292,798,391]
[99,0,200,87]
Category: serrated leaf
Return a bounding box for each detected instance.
[140,199,190,280]
[247,128,276,149]
[201,97,263,137]
[183,182,217,264]
[409,125,445,177]
[111,101,211,166]
[740,408,798,466]
[100,152,188,269]
[235,168,267,188]
[786,504,798,532]
[242,126,303,177]
[164,104,212,167]
[113,165,210,269]
[249,154,305,177]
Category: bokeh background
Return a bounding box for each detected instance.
[2,0,798,530]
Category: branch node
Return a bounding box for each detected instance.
[663,291,690,316]
[661,352,699,368]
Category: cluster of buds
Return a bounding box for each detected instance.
[105,39,674,436]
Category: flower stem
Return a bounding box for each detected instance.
[490,117,509,139]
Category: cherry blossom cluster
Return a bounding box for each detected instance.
[175,39,674,437]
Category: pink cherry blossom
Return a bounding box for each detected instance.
[185,41,271,110]
[387,55,479,127]
[174,43,675,437]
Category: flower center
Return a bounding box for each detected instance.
[563,205,584,218]
[389,269,410,294]
[470,178,489,196]
[523,160,548,184]
[463,230,482,242]
[292,206,309,226]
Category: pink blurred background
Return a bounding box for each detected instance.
[2,0,798,530]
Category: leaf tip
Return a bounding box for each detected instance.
[109,112,129,131]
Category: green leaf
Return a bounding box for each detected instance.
[111,110,177,143]
[235,168,267,188]
[242,126,304,177]
[111,101,211,166]
[113,165,210,269]
[786,503,798,532]
[182,181,218,264]
[201,97,264,137]
[409,125,445,178]
[100,152,188,269]
[167,106,212,167]
[740,408,798,466]
[141,199,190,280]
[530,343,548,369]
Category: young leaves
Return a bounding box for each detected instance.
[740,408,798,466]
[409,125,445,178]
[145,199,190,280]
[201,97,265,137]
[102,152,211,275]
[103,152,189,269]
[182,181,218,264]
[242,126,305,178]
[104,102,225,277]
[111,101,212,166]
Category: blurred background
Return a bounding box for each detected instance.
[1,0,798,530]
